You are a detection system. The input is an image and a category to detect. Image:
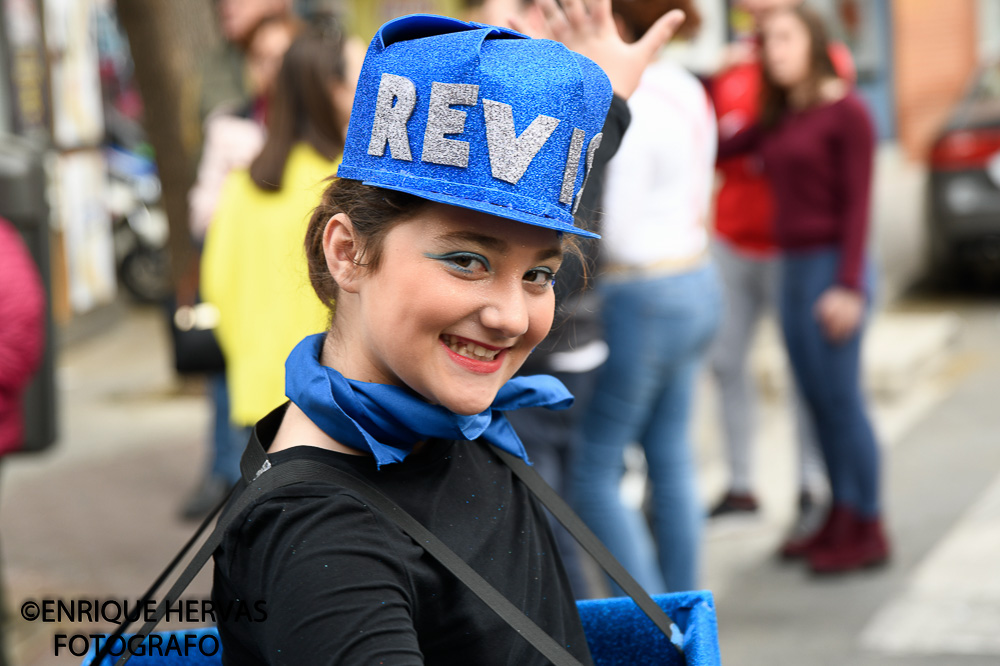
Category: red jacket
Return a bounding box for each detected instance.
[711,42,856,254]
[0,217,45,456]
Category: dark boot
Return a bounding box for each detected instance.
[708,491,760,518]
[809,514,890,574]
[778,504,853,560]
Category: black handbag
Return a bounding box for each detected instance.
[168,257,225,376]
[169,300,225,375]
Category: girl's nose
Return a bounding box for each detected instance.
[479,281,530,339]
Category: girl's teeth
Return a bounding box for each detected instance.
[444,335,499,361]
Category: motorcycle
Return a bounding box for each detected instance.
[104,136,172,304]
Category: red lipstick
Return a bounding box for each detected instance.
[440,335,508,374]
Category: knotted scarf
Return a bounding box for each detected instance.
[285,334,574,468]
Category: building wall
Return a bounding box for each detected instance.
[892,0,978,160]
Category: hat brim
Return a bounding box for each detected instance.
[365,180,601,240]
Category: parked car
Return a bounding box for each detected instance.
[927,60,1000,284]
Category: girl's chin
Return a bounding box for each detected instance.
[436,386,500,416]
[442,398,494,416]
[410,375,503,415]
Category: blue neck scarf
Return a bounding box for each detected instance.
[285,334,574,468]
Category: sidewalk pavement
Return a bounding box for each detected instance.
[702,301,1000,665]
[0,292,963,665]
[2,305,213,666]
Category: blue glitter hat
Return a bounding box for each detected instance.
[336,14,612,239]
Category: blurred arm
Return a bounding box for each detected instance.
[716,122,764,161]
[834,100,876,291]
[188,115,265,241]
[0,220,45,394]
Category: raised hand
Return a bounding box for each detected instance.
[511,0,685,99]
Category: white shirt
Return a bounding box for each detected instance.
[601,58,718,267]
[188,114,266,240]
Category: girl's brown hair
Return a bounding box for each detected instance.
[250,19,348,191]
[304,179,431,311]
[759,5,839,128]
[612,0,702,42]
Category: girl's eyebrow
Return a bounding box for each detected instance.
[536,247,563,262]
[434,231,562,262]
[434,231,507,252]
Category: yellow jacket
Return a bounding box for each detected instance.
[202,143,337,426]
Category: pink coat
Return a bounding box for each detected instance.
[0,217,45,456]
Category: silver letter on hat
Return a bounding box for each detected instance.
[572,133,603,215]
[368,73,417,161]
[483,100,559,185]
[559,128,586,205]
[421,82,479,167]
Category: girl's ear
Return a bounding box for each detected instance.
[323,213,363,294]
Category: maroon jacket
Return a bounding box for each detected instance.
[0,217,45,456]
[716,93,875,290]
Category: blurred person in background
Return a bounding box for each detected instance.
[180,13,303,520]
[706,0,854,532]
[0,217,46,666]
[717,4,888,574]
[568,0,721,595]
[201,0,294,121]
[201,22,355,484]
[190,13,303,250]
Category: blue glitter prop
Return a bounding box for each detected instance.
[81,593,720,665]
[337,14,613,239]
[577,591,722,666]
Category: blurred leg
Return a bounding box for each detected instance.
[181,374,237,520]
[709,240,770,497]
[210,375,245,485]
[643,266,721,591]
[643,358,705,592]
[792,384,827,497]
[762,250,827,499]
[779,254,848,506]
[779,251,881,516]
[227,425,253,480]
[569,280,667,596]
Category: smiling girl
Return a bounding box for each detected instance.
[211,7,684,665]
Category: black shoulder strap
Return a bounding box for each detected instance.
[489,446,683,652]
[96,437,682,665]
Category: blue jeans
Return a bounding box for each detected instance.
[569,265,722,594]
[779,249,881,517]
[208,374,251,484]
